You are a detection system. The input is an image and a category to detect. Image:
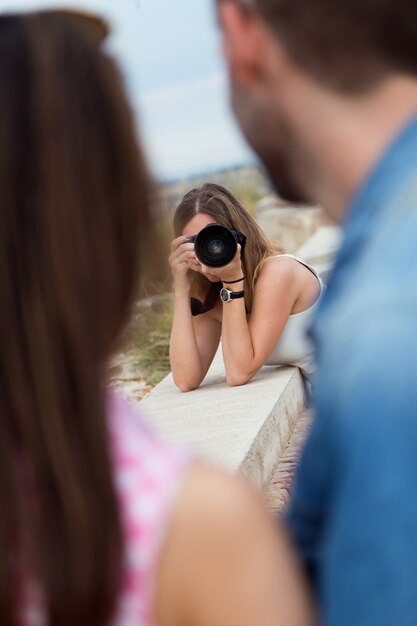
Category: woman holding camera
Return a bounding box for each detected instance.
[169,183,323,391]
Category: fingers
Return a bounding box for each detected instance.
[187,258,201,271]
[169,249,201,281]
[170,235,192,253]
[169,248,195,266]
[169,236,192,258]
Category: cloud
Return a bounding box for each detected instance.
[135,72,251,180]
[140,72,226,109]
[1,0,251,180]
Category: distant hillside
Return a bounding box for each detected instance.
[156,164,272,215]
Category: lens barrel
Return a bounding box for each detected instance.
[192,223,241,268]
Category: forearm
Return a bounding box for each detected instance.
[221,300,258,386]
[170,290,206,391]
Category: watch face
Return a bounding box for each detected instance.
[220,287,231,302]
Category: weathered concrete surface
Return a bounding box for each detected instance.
[141,348,305,488]
[264,409,313,514]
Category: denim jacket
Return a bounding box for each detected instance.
[287,115,417,626]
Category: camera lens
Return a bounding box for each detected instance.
[194,224,238,268]
[207,238,227,258]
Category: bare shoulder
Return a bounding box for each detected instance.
[258,255,301,283]
[257,255,319,305]
[161,463,264,560]
[254,256,302,302]
[154,464,260,625]
[155,463,314,626]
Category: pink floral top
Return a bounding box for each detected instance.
[19,392,191,626]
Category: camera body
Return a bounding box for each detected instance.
[188,223,246,268]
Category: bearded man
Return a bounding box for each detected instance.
[217,1,417,624]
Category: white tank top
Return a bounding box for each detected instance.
[264,254,324,380]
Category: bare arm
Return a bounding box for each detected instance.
[155,464,315,626]
[217,253,300,386]
[169,236,221,391]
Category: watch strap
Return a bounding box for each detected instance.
[220,287,245,303]
[228,290,244,299]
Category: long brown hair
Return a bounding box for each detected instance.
[0,11,150,626]
[173,183,280,313]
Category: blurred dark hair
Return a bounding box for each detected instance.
[0,11,150,626]
[223,0,417,92]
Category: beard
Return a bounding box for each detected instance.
[230,80,313,205]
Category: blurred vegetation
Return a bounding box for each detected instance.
[138,210,174,299]
[120,294,174,387]
[226,173,269,215]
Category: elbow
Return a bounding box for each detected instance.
[226,371,254,387]
[172,375,200,393]
[171,363,202,393]
[177,382,199,393]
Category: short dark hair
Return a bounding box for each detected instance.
[224,0,417,92]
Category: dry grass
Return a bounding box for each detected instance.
[121,294,173,387]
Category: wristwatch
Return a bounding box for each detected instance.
[220,287,245,303]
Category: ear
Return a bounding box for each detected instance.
[217,2,267,85]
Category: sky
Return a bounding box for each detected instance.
[1,0,253,180]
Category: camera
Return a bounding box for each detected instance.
[188,223,246,268]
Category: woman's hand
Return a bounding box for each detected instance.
[169,236,200,293]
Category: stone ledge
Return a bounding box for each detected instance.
[141,348,305,488]
[264,409,313,514]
